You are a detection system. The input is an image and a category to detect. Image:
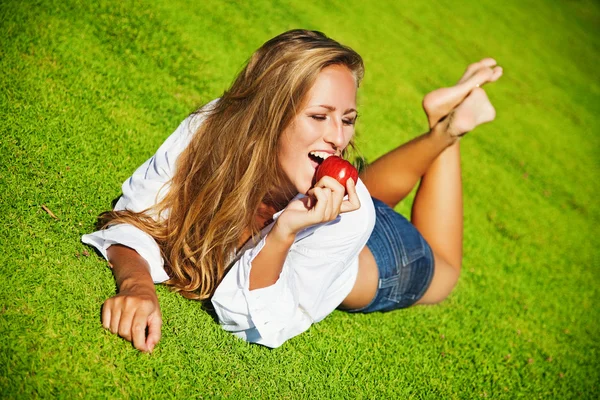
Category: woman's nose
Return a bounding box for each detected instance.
[323,120,346,149]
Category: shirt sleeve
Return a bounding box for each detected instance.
[81,224,170,283]
[81,103,216,282]
[211,179,375,348]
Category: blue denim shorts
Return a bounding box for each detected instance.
[346,198,435,313]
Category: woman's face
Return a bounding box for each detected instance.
[278,64,358,195]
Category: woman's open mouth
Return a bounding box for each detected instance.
[308,151,332,168]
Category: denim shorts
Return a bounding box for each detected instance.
[346,198,435,313]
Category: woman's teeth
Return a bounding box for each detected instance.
[309,151,331,162]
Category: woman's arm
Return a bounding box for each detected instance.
[248,225,296,290]
[102,245,161,353]
[83,107,216,351]
[211,178,374,348]
[249,176,360,290]
[359,124,454,207]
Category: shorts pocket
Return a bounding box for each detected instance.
[384,253,427,305]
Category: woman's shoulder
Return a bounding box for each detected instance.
[178,98,220,140]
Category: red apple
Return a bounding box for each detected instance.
[315,156,359,192]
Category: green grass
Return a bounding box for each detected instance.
[1,0,598,398]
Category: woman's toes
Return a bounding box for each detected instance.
[459,67,495,89]
[479,57,498,68]
[476,68,495,86]
[458,58,498,84]
[490,66,503,82]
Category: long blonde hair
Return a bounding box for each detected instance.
[100,30,364,300]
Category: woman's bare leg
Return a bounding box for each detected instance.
[359,128,454,208]
[361,60,502,208]
[412,139,463,304]
[343,87,499,309]
[415,88,497,304]
[343,63,502,309]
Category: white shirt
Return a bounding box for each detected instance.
[82,105,376,348]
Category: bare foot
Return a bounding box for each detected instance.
[445,87,496,139]
[456,58,502,85]
[423,58,503,128]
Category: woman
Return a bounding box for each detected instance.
[83,30,502,350]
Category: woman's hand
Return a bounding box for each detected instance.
[275,176,361,237]
[104,244,162,353]
[102,285,162,353]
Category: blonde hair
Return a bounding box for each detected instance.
[100,30,364,300]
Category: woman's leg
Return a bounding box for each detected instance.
[347,87,498,308]
[343,98,459,310]
[348,121,460,309]
[412,140,463,304]
[360,59,502,208]
[414,87,497,304]
[344,62,502,309]
[358,128,453,209]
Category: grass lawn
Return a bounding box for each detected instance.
[1,0,598,398]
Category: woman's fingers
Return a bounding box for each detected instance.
[309,186,332,220]
[109,305,122,336]
[131,311,150,352]
[101,302,111,330]
[313,176,346,219]
[282,176,350,233]
[118,307,136,342]
[341,178,361,213]
[312,176,360,215]
[146,313,162,353]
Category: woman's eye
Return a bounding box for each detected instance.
[311,115,326,121]
[343,118,356,126]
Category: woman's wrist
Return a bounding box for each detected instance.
[270,220,297,246]
[119,276,156,295]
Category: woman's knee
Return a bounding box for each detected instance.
[416,256,460,305]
